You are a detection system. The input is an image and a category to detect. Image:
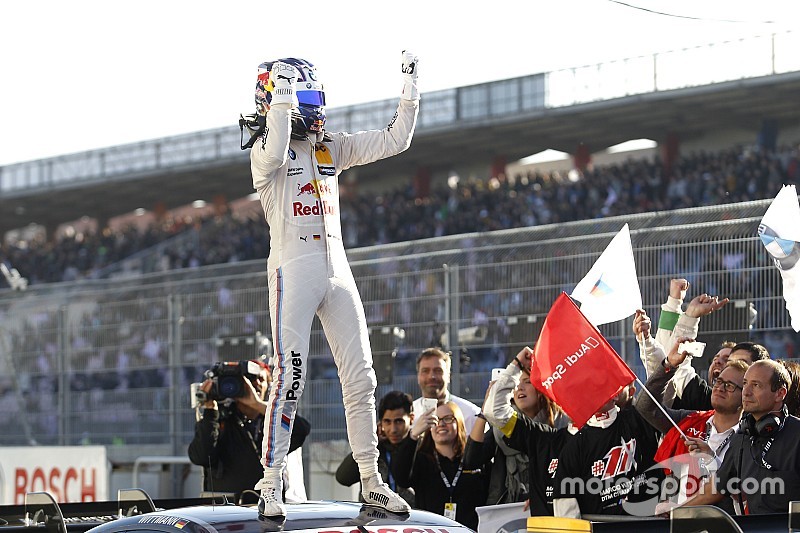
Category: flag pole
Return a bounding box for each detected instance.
[634,376,688,440]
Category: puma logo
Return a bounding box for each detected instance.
[277,74,293,81]
[299,236,308,242]
[369,491,389,507]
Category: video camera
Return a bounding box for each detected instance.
[192,360,264,407]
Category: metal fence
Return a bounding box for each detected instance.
[0,199,794,455]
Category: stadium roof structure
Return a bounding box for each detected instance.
[1,32,799,235]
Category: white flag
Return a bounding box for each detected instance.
[475,502,529,533]
[759,185,800,331]
[571,223,642,326]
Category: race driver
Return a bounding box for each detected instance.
[245,51,419,518]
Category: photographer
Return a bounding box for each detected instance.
[188,360,310,502]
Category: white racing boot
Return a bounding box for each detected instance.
[255,475,285,518]
[361,475,410,513]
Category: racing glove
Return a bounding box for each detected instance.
[269,61,299,107]
[400,50,420,101]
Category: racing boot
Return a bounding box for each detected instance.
[255,474,285,518]
[361,474,410,513]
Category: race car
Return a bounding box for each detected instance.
[2,490,798,533]
[0,489,472,533]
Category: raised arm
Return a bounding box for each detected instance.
[634,336,698,433]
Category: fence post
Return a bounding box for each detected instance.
[444,264,462,394]
[58,305,69,445]
[168,293,183,495]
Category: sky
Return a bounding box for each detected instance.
[0,0,797,166]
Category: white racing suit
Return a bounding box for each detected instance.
[250,98,419,479]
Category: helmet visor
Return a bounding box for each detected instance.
[297,90,325,107]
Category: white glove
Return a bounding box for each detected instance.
[400,50,419,101]
[269,61,299,107]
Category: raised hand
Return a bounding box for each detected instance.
[410,406,436,440]
[633,309,651,341]
[400,50,420,101]
[269,61,300,107]
[685,294,730,318]
[669,278,689,300]
[666,335,695,368]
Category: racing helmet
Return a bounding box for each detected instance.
[255,57,326,137]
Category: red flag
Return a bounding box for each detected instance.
[531,292,636,428]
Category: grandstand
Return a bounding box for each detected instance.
[1,31,799,237]
[1,32,800,501]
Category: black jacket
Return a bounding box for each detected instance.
[392,435,488,530]
[335,439,415,507]
[671,374,713,411]
[188,407,310,499]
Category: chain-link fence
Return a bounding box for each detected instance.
[0,199,794,455]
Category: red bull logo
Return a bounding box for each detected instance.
[297,182,317,196]
[293,200,335,217]
[297,180,332,198]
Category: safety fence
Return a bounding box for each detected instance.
[0,199,792,454]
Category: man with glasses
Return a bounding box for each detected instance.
[667,359,800,515]
[635,336,749,511]
[671,341,770,411]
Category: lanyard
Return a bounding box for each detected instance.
[704,421,735,458]
[384,450,396,491]
[698,422,734,477]
[759,437,776,470]
[434,452,463,498]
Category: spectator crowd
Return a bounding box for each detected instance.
[332,279,800,528]
[3,137,800,527]
[2,143,799,286]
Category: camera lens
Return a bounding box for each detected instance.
[218,377,242,398]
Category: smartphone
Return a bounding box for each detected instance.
[421,397,438,414]
[491,367,504,381]
[190,382,202,409]
[678,341,707,358]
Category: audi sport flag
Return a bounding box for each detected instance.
[759,185,800,331]
[531,292,636,428]
[570,223,642,326]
